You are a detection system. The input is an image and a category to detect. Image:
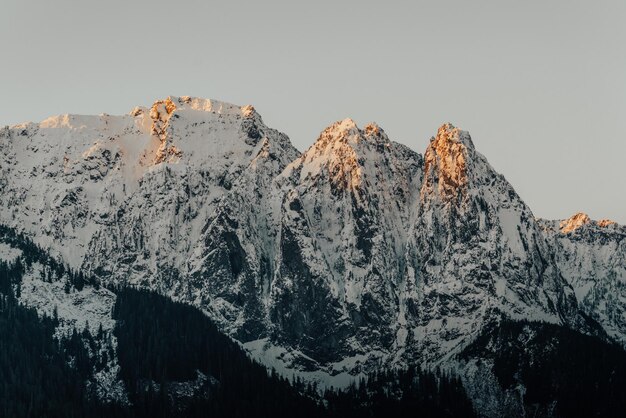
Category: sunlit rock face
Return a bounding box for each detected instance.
[268,119,423,364]
[421,123,470,204]
[559,212,591,234]
[1,99,623,390]
[149,97,182,164]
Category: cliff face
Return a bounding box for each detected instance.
[539,215,626,344]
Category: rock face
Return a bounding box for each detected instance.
[540,215,626,344]
[270,119,422,364]
[403,123,586,364]
[0,96,298,294]
[1,97,623,384]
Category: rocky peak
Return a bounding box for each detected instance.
[147,96,259,124]
[173,96,246,116]
[597,219,617,228]
[241,104,258,119]
[421,123,473,204]
[149,97,177,140]
[144,96,272,166]
[362,122,391,145]
[560,212,592,234]
[558,213,618,234]
[296,119,399,197]
[300,119,362,192]
[315,118,360,145]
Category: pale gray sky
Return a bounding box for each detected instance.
[1,0,624,223]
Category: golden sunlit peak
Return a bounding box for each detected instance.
[560,212,591,233]
[433,123,472,147]
[315,118,360,144]
[364,122,381,135]
[436,122,459,140]
[598,219,617,228]
[241,104,257,118]
[148,96,251,117]
[421,123,470,203]
[335,118,358,130]
[559,213,618,233]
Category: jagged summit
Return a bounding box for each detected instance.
[129,96,260,127]
[310,119,392,148]
[433,123,475,149]
[143,96,257,117]
[293,118,406,195]
[421,123,473,203]
[3,98,625,413]
[559,212,618,233]
[560,212,591,233]
[314,118,360,144]
[7,96,258,131]
[295,119,366,193]
[598,218,617,228]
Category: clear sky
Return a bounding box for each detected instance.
[1,0,624,223]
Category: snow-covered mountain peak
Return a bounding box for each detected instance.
[39,114,74,129]
[292,119,402,196]
[138,95,283,166]
[317,118,360,143]
[137,96,259,124]
[0,95,300,271]
[560,212,592,233]
[556,213,619,234]
[308,119,393,151]
[161,96,250,116]
[295,119,363,192]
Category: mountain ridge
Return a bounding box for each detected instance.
[1,96,624,416]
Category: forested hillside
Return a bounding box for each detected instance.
[461,319,626,417]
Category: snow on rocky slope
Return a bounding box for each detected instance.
[0,96,297,291]
[539,214,626,344]
[400,124,592,365]
[1,97,624,392]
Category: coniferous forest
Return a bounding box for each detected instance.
[461,319,626,417]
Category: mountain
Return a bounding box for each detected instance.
[402,124,595,364]
[1,97,624,416]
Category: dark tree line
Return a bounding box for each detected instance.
[113,287,475,417]
[462,319,626,417]
[324,366,475,418]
